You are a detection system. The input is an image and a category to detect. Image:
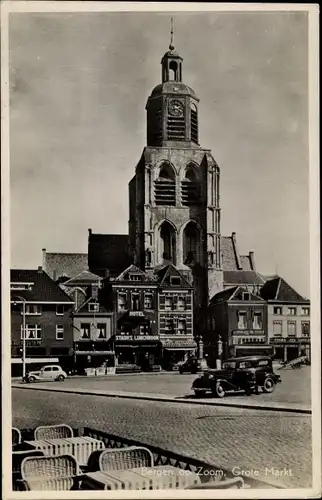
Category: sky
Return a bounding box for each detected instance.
[9,10,310,297]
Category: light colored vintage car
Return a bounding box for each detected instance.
[25,365,67,383]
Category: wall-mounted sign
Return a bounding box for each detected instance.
[115,335,158,342]
[232,330,265,335]
[270,337,310,344]
[129,311,145,317]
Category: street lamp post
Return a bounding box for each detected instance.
[12,295,27,379]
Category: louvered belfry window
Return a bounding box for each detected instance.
[167,115,185,140]
[181,166,199,206]
[191,103,198,143]
[154,164,176,206]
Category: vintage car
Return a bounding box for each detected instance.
[178,357,208,374]
[24,365,67,383]
[191,356,281,397]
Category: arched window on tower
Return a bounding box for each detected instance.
[159,221,176,265]
[191,103,198,143]
[169,60,178,81]
[154,164,176,206]
[183,222,201,265]
[181,166,199,206]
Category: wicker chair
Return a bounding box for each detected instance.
[12,427,22,447]
[186,477,245,489]
[19,454,80,491]
[34,424,73,441]
[87,446,154,472]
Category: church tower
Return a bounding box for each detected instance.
[129,31,223,324]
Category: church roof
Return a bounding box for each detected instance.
[223,270,265,286]
[150,82,197,99]
[43,251,88,281]
[260,277,309,303]
[88,232,132,278]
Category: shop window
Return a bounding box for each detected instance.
[301,307,310,316]
[97,323,107,339]
[252,312,262,330]
[144,294,153,309]
[273,321,283,336]
[56,325,64,340]
[301,321,310,337]
[287,307,296,316]
[118,293,127,311]
[237,311,247,330]
[177,319,186,335]
[287,321,296,336]
[177,296,186,310]
[273,306,282,315]
[56,305,64,316]
[81,323,90,339]
[88,303,99,313]
[164,296,173,311]
[131,293,140,311]
[25,304,42,315]
[21,324,42,340]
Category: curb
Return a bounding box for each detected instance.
[11,384,311,414]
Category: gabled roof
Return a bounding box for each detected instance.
[155,264,192,288]
[62,270,102,287]
[223,270,265,286]
[114,265,156,282]
[210,285,263,305]
[209,286,239,305]
[88,233,132,277]
[43,251,88,281]
[260,277,309,303]
[10,269,73,303]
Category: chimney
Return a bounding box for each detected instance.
[231,232,242,270]
[88,228,92,237]
[249,251,256,271]
[37,266,43,273]
[42,248,46,270]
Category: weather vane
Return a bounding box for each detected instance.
[169,17,175,50]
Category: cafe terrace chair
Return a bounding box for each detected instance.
[185,477,245,489]
[87,446,154,472]
[12,427,22,447]
[18,454,80,491]
[34,424,73,441]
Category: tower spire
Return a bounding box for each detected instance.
[169,17,175,50]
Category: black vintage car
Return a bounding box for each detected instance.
[191,355,281,398]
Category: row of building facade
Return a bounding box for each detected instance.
[10,242,310,375]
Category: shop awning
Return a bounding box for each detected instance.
[74,351,114,356]
[162,339,197,351]
[116,344,159,349]
[11,357,59,364]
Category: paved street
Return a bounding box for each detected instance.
[18,366,310,405]
[12,387,312,489]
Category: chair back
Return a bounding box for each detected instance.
[34,424,73,440]
[12,427,22,447]
[21,454,79,482]
[88,446,154,472]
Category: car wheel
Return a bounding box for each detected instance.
[57,375,65,382]
[194,390,206,397]
[213,382,226,398]
[28,376,36,383]
[262,377,276,393]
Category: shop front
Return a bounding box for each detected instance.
[115,335,161,370]
[161,338,197,369]
[229,333,274,358]
[270,337,311,362]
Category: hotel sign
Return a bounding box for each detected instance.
[115,335,158,342]
[128,311,145,317]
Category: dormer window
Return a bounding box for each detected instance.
[242,292,251,301]
[170,277,181,286]
[11,282,33,291]
[88,303,99,313]
[129,274,143,282]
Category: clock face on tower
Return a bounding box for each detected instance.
[168,100,184,117]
